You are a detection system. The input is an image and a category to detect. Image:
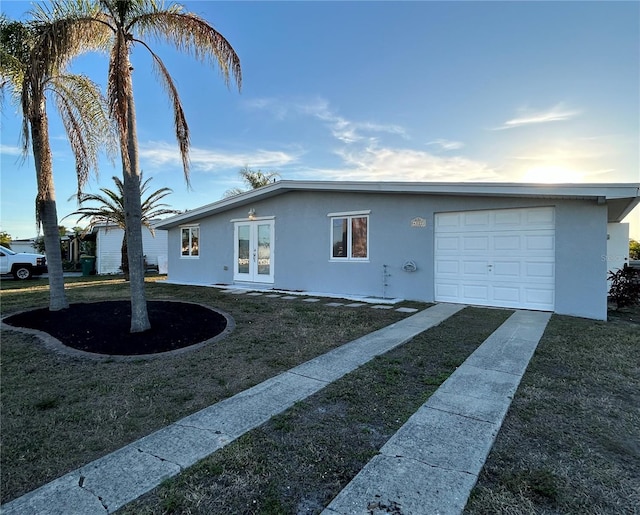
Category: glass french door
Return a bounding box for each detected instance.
[234,220,274,283]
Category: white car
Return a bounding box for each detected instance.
[0,245,48,280]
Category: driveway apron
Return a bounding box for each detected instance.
[322,310,551,515]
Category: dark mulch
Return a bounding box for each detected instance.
[3,301,228,355]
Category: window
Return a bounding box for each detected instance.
[330,213,369,260]
[181,226,199,257]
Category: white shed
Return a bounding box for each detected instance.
[92,222,168,275]
[8,239,38,254]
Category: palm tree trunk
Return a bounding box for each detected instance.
[121,60,150,333]
[31,100,69,311]
[120,234,129,281]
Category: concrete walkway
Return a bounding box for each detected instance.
[2,303,467,515]
[323,309,551,515]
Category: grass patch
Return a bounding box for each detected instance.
[119,307,512,514]
[0,276,424,504]
[465,308,640,514]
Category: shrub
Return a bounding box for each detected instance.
[608,265,640,309]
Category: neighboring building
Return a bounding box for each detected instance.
[155,181,640,320]
[8,239,38,254]
[91,222,168,275]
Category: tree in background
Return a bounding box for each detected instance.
[224,166,281,197]
[0,11,112,310]
[0,232,12,248]
[630,239,640,260]
[67,175,180,280]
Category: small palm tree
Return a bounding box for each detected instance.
[224,166,281,197]
[0,12,113,310]
[67,174,180,280]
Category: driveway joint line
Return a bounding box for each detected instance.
[423,404,503,425]
[136,448,184,472]
[287,370,334,384]
[380,452,478,476]
[78,483,109,513]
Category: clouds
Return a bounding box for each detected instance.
[134,96,608,189]
[138,141,301,173]
[494,103,581,130]
[0,144,23,157]
[243,95,497,182]
[427,139,465,151]
[328,145,498,182]
[245,96,407,144]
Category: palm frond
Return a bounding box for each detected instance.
[68,173,180,233]
[133,8,241,91]
[30,0,112,75]
[49,73,117,194]
[137,39,190,184]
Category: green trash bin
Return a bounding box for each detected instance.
[80,256,96,276]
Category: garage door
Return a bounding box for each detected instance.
[434,207,555,311]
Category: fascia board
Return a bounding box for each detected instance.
[154,180,640,229]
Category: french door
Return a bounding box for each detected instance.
[234,219,274,283]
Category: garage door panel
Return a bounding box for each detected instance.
[493,261,520,277]
[435,260,459,275]
[493,285,521,303]
[493,234,522,251]
[435,207,555,311]
[526,261,554,279]
[494,210,523,227]
[463,236,489,251]
[463,260,490,276]
[464,211,491,227]
[462,284,489,301]
[527,207,555,225]
[435,235,460,252]
[436,212,461,229]
[525,288,554,306]
[435,283,459,299]
[526,234,554,251]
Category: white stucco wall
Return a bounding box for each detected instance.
[164,191,612,320]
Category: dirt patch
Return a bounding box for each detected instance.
[3,301,228,355]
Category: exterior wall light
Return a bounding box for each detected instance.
[248,208,256,220]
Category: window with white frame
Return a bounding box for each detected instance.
[181,226,199,257]
[329,211,369,260]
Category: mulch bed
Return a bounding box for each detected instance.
[3,301,227,356]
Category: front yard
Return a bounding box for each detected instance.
[1,275,638,513]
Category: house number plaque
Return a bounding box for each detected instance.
[410,217,427,228]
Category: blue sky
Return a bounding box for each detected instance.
[1,0,639,240]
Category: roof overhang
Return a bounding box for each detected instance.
[154,181,640,229]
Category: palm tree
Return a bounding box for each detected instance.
[224,166,281,197]
[0,12,113,311]
[50,0,241,331]
[67,174,181,280]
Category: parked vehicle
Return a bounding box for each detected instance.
[0,245,47,280]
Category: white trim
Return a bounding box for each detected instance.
[155,180,638,229]
[329,213,369,261]
[233,219,275,283]
[229,215,275,223]
[180,226,200,258]
[327,210,371,217]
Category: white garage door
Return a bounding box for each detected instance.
[434,207,555,311]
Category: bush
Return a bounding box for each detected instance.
[608,265,640,309]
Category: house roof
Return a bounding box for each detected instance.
[154,180,640,229]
